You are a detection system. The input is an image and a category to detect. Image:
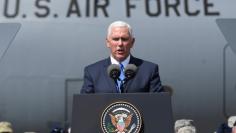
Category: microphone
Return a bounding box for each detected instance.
[124,64,137,80]
[107,64,121,80]
[122,64,137,93]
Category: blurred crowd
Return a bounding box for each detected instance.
[1,115,236,133]
[0,121,70,133]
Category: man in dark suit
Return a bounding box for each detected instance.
[81,21,163,93]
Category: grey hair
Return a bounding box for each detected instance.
[107,21,133,38]
[228,116,236,128]
[177,126,196,133]
[175,119,195,133]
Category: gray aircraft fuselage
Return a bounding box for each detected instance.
[0,0,236,132]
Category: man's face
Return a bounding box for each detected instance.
[106,26,134,62]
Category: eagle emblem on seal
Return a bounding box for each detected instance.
[101,102,142,133]
[109,113,133,132]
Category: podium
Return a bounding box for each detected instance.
[71,93,174,133]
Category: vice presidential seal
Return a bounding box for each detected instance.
[101,101,142,133]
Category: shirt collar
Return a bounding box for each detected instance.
[110,55,130,68]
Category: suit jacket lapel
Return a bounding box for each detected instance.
[103,57,117,93]
[123,55,140,93]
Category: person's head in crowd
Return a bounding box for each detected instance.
[177,126,196,133]
[0,121,13,133]
[106,21,135,62]
[216,116,236,133]
[175,119,196,133]
[228,116,236,128]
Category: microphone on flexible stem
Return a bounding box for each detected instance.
[107,64,121,93]
[107,64,121,80]
[122,64,137,92]
[124,64,137,80]
[107,64,137,93]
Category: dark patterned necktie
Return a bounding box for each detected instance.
[117,63,125,93]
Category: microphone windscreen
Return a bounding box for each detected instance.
[125,64,137,79]
[107,64,120,80]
